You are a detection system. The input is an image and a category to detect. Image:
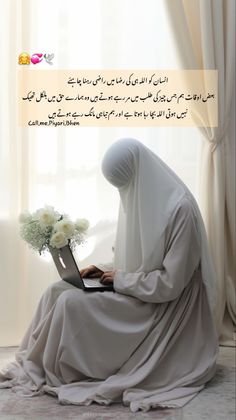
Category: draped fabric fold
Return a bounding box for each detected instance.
[166,0,236,344]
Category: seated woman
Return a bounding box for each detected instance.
[0,138,218,412]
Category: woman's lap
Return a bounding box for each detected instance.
[12,280,157,385]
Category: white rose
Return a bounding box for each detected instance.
[36,206,58,228]
[75,218,89,233]
[19,211,32,224]
[50,231,68,249]
[54,218,75,239]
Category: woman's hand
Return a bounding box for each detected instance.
[80,265,104,279]
[100,270,116,284]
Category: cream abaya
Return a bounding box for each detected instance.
[0,138,218,412]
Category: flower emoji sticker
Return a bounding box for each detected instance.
[18,52,30,65]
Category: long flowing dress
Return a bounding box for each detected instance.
[0,196,218,412]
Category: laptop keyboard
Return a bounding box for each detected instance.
[83,278,106,287]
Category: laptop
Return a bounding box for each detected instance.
[50,245,114,292]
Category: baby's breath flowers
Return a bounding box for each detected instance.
[19,205,89,254]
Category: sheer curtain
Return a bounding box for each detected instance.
[0,0,201,346]
[166,0,235,345]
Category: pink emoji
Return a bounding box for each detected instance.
[31,53,43,65]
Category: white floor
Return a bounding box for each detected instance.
[0,346,235,419]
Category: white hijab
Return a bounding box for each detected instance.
[102,138,216,310]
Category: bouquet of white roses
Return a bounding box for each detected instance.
[19,205,89,254]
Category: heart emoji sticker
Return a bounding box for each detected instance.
[31,53,43,65]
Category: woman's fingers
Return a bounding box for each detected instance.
[87,271,103,278]
[100,271,114,280]
[81,267,115,282]
[80,265,96,278]
[81,265,103,278]
[100,271,116,284]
